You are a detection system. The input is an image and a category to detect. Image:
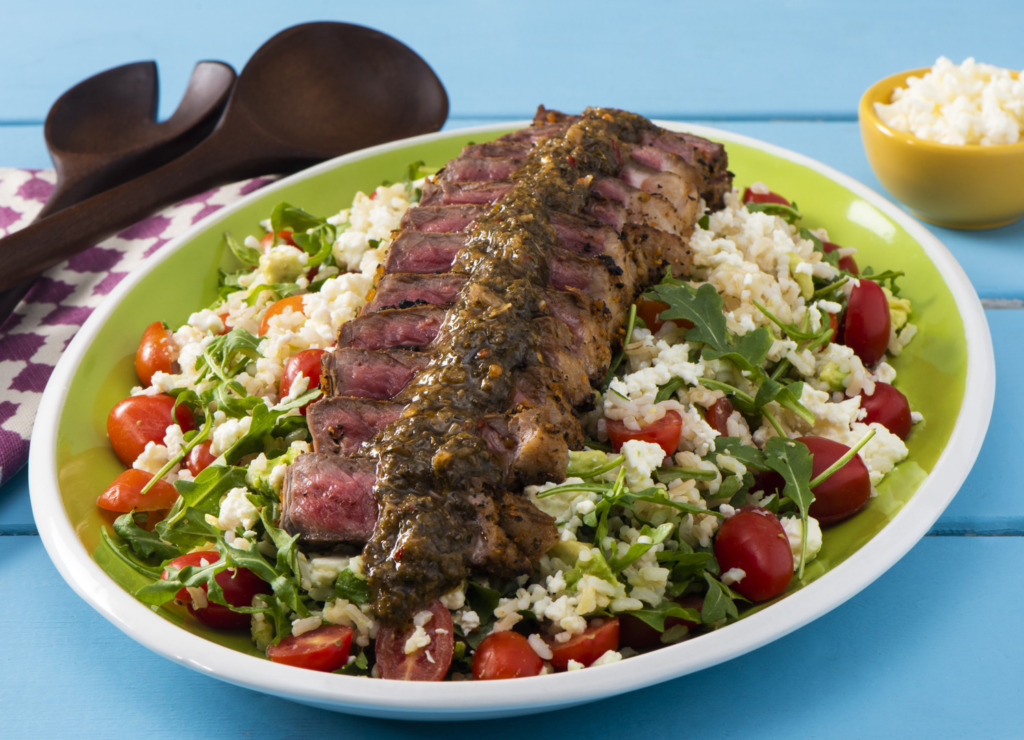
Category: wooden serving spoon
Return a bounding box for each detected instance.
[37,60,236,220]
[0,21,448,296]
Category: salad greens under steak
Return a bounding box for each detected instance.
[96,166,916,680]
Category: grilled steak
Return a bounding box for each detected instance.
[282,107,730,625]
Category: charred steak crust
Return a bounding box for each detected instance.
[282,108,730,626]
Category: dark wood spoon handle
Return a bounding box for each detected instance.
[0,128,284,294]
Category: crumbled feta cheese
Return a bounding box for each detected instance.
[875,57,1024,145]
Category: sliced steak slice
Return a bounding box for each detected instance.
[419,178,513,206]
[281,454,556,571]
[307,397,403,455]
[441,156,521,182]
[337,305,446,350]
[384,232,465,274]
[398,203,488,233]
[459,140,534,159]
[280,453,377,546]
[321,348,430,400]
[361,273,467,314]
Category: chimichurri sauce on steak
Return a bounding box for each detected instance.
[283,107,730,626]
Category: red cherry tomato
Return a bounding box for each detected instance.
[634,295,695,334]
[742,187,791,206]
[472,631,544,680]
[825,311,840,344]
[547,618,620,671]
[606,411,682,458]
[706,397,734,436]
[267,624,354,672]
[259,229,296,249]
[618,595,702,650]
[843,280,891,366]
[635,297,671,332]
[280,348,326,414]
[258,294,306,337]
[107,394,195,466]
[374,600,454,681]
[822,240,859,274]
[162,551,269,630]
[714,506,792,602]
[96,469,179,512]
[798,436,872,525]
[859,382,912,439]
[135,321,174,386]
[185,440,217,476]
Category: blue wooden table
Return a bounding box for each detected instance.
[3,2,1023,736]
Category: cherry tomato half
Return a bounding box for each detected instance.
[162,551,269,630]
[822,240,859,275]
[634,297,671,333]
[374,600,454,681]
[107,394,195,466]
[259,229,296,249]
[606,411,683,459]
[705,397,735,436]
[843,279,891,366]
[859,382,912,439]
[267,624,354,672]
[714,506,792,602]
[258,294,306,337]
[96,468,179,513]
[280,348,326,414]
[798,436,871,525]
[185,440,217,476]
[742,187,791,206]
[618,595,703,650]
[135,321,174,386]
[547,618,620,671]
[472,631,544,680]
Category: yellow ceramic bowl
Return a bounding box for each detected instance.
[859,67,1024,229]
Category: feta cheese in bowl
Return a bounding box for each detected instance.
[859,59,1024,229]
[874,57,1024,146]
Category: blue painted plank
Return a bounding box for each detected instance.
[2,1,1023,122]
[0,467,32,533]
[3,533,1021,737]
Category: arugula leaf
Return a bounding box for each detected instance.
[763,436,814,576]
[701,572,740,623]
[334,569,370,605]
[111,512,179,561]
[744,200,802,224]
[221,230,261,267]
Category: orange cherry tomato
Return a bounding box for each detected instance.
[258,294,305,337]
[135,321,174,385]
[97,468,180,512]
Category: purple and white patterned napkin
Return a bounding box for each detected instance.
[0,168,274,486]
